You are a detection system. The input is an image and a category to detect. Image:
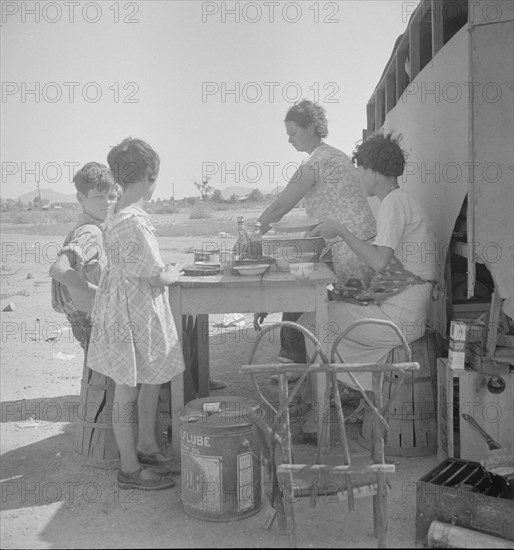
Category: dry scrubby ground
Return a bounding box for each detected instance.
[1,209,437,548]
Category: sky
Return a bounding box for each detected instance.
[1,0,420,200]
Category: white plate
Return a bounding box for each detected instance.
[194,261,220,267]
[269,218,319,234]
[233,264,270,276]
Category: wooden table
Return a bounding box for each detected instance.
[168,263,337,455]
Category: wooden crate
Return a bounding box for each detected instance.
[437,359,514,463]
[450,301,491,320]
[416,458,514,544]
[467,342,514,375]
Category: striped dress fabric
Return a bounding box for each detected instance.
[87,205,185,386]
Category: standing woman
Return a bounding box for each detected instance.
[254,100,377,364]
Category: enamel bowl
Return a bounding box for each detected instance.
[233,264,270,276]
[273,248,317,272]
[262,236,324,261]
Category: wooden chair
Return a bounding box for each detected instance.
[240,320,420,548]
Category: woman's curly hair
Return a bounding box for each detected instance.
[352,133,406,177]
[284,99,328,138]
[107,137,160,189]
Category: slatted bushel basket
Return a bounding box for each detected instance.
[73,360,120,469]
[359,331,438,457]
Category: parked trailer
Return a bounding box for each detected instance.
[364,0,513,336]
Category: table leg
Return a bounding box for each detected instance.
[197,314,210,397]
[169,285,184,458]
[314,284,330,441]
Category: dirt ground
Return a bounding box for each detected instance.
[1,213,438,548]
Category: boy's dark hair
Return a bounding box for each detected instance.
[284,99,328,138]
[107,137,160,189]
[73,162,115,195]
[352,133,406,177]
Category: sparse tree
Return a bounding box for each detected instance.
[193,176,213,201]
[248,188,264,202]
[211,189,224,203]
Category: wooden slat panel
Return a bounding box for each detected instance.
[409,17,421,80]
[385,72,396,113]
[374,88,385,130]
[366,101,375,133]
[396,48,408,100]
[459,371,493,460]
[431,0,444,56]
[497,372,514,452]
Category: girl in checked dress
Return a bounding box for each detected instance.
[87,138,184,490]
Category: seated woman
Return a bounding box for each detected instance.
[297,132,438,434]
[252,99,376,368]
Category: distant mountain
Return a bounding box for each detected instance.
[220,185,285,199]
[16,188,77,204]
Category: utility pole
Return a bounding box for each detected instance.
[36,178,42,211]
[171,182,175,202]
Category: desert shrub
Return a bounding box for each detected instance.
[144,202,179,215]
[156,219,235,237]
[211,202,234,211]
[52,210,78,223]
[248,188,265,202]
[6,211,33,224]
[189,202,212,219]
[211,189,224,203]
[1,209,77,225]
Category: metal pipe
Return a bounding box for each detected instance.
[427,520,514,548]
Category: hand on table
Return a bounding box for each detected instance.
[309,220,345,240]
[253,312,268,331]
[160,263,184,285]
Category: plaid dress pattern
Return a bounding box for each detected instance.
[87,205,185,386]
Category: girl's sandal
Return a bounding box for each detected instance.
[137,451,181,475]
[117,467,176,490]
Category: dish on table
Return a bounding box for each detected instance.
[273,248,317,271]
[235,255,273,265]
[269,218,319,234]
[262,236,325,261]
[194,261,220,268]
[183,265,220,276]
[233,264,270,276]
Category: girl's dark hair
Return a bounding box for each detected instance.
[107,137,160,189]
[351,133,406,177]
[73,162,115,195]
[284,99,328,138]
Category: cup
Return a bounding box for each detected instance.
[220,251,235,275]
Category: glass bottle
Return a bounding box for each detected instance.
[235,216,246,258]
[237,216,245,236]
[246,222,262,259]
